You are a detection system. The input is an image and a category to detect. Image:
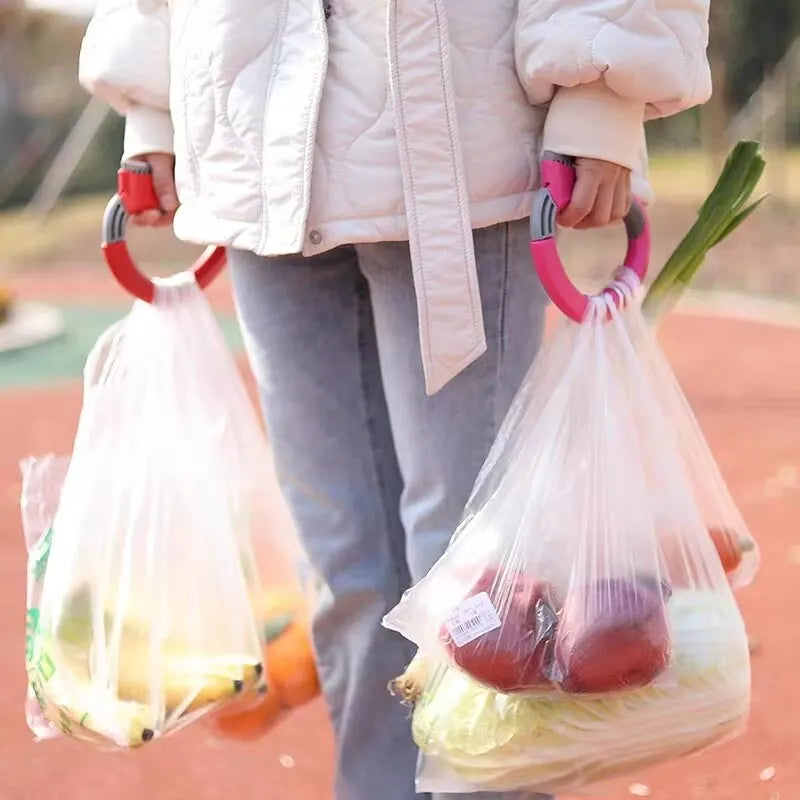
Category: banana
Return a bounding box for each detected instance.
[173,655,264,689]
[34,594,263,730]
[27,644,157,748]
[52,610,261,676]
[116,668,241,714]
[108,646,262,713]
[50,691,156,748]
[50,631,261,709]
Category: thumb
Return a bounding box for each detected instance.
[147,153,178,213]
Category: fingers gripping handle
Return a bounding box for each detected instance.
[529,152,651,323]
[116,159,161,216]
[101,160,226,303]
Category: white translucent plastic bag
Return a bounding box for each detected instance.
[636,324,760,590]
[384,275,754,794]
[21,278,301,748]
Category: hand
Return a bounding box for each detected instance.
[558,157,632,230]
[129,152,178,228]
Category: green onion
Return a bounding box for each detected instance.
[641,140,767,323]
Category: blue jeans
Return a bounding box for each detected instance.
[228,219,549,800]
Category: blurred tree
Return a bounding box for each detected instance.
[0,4,28,147]
[0,7,125,209]
[702,1,733,167]
[649,0,800,149]
[728,0,800,109]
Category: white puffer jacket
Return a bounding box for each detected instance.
[79,0,710,394]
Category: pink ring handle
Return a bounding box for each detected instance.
[101,160,226,303]
[529,152,650,322]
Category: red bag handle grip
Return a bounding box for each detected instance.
[529,152,651,323]
[101,160,226,302]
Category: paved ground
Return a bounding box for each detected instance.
[0,267,798,800]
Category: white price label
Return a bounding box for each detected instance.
[445,591,501,647]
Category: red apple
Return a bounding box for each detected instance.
[439,566,559,693]
[555,576,671,694]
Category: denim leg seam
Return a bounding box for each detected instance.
[499,222,510,364]
[354,275,409,594]
[494,222,511,431]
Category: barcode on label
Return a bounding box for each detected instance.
[445,591,501,647]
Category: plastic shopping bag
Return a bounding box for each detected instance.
[21,278,302,749]
[637,329,760,590]
[384,281,754,794]
[204,537,322,742]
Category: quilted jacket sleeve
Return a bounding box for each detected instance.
[515,0,711,172]
[78,0,173,160]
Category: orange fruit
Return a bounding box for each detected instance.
[206,604,320,742]
[210,687,284,741]
[266,621,320,708]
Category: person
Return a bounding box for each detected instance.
[78,2,711,798]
